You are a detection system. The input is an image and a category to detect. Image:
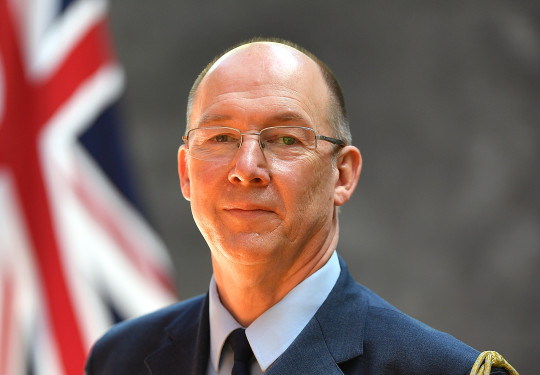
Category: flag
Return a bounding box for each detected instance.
[0,0,178,374]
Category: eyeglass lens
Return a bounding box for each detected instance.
[186,127,317,162]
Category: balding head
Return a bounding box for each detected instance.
[186,38,351,145]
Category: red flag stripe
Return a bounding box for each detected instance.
[0,270,15,375]
[33,19,115,128]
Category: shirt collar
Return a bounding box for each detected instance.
[208,275,242,373]
[208,251,340,372]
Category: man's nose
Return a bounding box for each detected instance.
[228,135,270,186]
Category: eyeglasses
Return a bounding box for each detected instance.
[182,126,345,162]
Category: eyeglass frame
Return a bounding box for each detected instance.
[182,125,346,161]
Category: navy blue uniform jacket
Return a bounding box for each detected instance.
[86,257,506,374]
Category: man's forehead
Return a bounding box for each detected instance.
[189,41,331,132]
[194,42,327,104]
[206,42,309,77]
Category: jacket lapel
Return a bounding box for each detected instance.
[315,257,368,364]
[144,257,367,375]
[268,257,368,374]
[145,294,210,375]
[266,318,344,374]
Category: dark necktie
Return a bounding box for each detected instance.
[228,328,253,375]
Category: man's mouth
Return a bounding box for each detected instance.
[223,205,275,218]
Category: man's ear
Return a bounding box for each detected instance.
[178,145,191,201]
[334,145,362,206]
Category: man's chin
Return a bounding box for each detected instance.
[212,234,283,265]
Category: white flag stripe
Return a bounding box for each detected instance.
[39,63,125,176]
[32,311,64,375]
[0,173,38,374]
[25,0,108,79]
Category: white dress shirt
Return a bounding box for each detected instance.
[207,251,341,374]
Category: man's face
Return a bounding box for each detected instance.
[179,43,342,270]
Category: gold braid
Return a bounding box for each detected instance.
[469,351,518,375]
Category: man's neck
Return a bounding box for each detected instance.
[211,229,339,327]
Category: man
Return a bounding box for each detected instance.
[86,38,516,374]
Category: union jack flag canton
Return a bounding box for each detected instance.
[0,0,178,374]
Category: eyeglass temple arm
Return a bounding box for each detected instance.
[317,135,346,146]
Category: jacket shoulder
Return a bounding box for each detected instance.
[361,286,479,374]
[85,294,206,375]
[316,259,481,375]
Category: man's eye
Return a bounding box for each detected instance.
[213,134,235,142]
[280,136,297,145]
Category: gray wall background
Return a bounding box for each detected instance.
[109,1,539,372]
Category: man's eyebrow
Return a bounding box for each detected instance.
[196,112,309,127]
[267,112,309,125]
[195,114,232,127]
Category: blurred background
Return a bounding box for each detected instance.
[2,0,537,374]
[108,0,538,372]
